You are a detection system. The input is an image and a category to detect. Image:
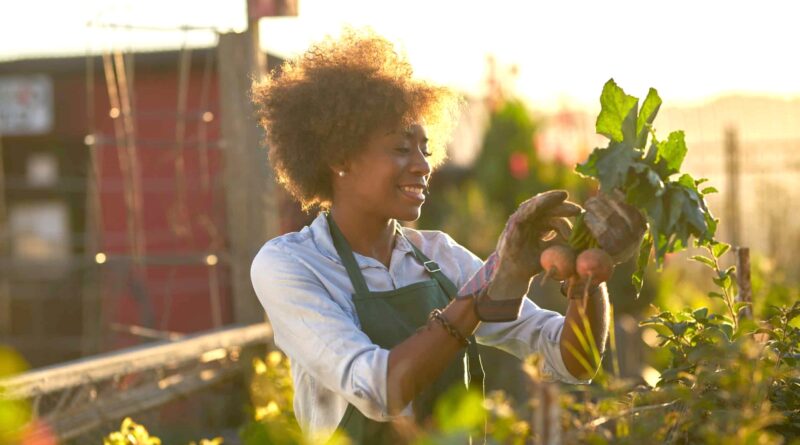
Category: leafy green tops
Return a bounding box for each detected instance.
[576,79,720,293]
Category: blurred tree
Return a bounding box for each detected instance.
[420,97,592,259]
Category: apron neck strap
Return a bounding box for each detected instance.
[327,212,372,295]
[394,221,459,300]
[327,212,459,300]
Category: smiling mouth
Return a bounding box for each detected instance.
[398,185,426,201]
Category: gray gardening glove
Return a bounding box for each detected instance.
[466,190,582,322]
[583,190,647,264]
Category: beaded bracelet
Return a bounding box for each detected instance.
[428,308,471,347]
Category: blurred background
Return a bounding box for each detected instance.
[0,0,798,443]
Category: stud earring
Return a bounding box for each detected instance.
[338,171,345,177]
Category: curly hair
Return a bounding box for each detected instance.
[251,29,463,211]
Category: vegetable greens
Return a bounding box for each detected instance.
[576,79,719,293]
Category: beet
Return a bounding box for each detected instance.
[576,248,614,285]
[540,245,576,282]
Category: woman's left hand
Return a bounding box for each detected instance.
[490,189,582,294]
[463,190,582,322]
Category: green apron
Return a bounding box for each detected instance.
[327,214,484,444]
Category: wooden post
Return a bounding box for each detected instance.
[735,246,753,319]
[724,127,740,246]
[217,18,278,325]
[81,54,103,356]
[532,381,561,445]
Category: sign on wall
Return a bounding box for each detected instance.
[0,75,53,136]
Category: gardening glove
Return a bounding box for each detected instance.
[583,190,647,264]
[459,190,582,322]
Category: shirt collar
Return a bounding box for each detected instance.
[309,212,414,268]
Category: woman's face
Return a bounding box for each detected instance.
[334,124,432,222]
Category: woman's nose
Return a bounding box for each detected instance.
[410,149,432,176]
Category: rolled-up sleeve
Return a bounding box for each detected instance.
[250,243,394,420]
[475,301,589,384]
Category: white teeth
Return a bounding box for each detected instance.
[400,186,423,194]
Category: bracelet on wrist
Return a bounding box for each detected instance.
[428,308,471,347]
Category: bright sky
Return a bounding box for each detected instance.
[1,0,799,110]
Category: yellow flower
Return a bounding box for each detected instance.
[267,351,283,367]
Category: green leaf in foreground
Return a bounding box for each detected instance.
[596,79,638,143]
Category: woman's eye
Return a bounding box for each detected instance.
[396,147,432,157]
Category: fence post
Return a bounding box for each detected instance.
[735,246,753,319]
[724,127,741,246]
[217,26,278,326]
[532,380,561,445]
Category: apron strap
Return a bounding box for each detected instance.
[329,214,486,395]
[327,212,372,296]
[395,222,486,395]
[394,221,459,298]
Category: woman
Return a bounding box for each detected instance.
[250,30,642,443]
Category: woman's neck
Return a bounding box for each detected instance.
[330,205,396,268]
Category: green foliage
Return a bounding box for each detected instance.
[103,418,163,445]
[420,98,592,259]
[412,386,530,445]
[240,351,307,445]
[0,346,32,445]
[631,248,800,443]
[102,417,224,445]
[575,79,718,295]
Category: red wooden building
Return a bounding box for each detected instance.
[0,48,299,368]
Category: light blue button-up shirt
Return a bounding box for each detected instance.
[250,212,584,439]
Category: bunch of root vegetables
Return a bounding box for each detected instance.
[540,243,609,309]
[541,78,719,307]
[539,192,646,309]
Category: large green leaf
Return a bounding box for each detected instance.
[575,148,600,178]
[594,141,641,191]
[636,88,662,148]
[621,104,639,145]
[656,131,688,176]
[682,189,708,234]
[596,79,639,143]
[578,79,721,268]
[664,186,686,235]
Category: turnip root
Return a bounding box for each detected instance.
[575,248,614,309]
[576,248,614,284]
[540,245,576,284]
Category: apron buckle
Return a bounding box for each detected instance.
[423,260,441,273]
